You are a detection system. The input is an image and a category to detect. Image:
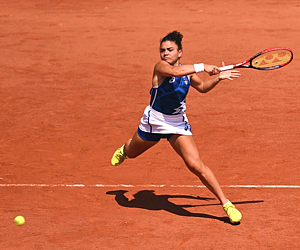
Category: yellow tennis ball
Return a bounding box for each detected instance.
[14,216,25,226]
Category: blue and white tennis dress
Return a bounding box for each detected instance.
[138,75,193,140]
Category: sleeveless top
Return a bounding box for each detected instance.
[149,75,190,115]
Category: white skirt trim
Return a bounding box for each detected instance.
[138,105,192,135]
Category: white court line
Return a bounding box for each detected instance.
[0,184,299,188]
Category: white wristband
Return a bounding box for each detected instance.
[194,63,204,73]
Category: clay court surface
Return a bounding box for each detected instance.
[1,0,300,249]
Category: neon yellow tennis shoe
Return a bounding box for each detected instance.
[223,201,242,224]
[111,145,127,166]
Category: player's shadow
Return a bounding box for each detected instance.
[106,190,264,224]
[107,190,228,223]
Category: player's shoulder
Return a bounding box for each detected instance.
[154,60,169,68]
[154,60,173,74]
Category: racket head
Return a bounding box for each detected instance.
[250,47,293,70]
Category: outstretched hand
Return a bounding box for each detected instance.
[219,62,241,80]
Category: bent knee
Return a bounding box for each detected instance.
[187,161,207,175]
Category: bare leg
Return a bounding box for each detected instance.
[169,134,228,205]
[124,131,159,159]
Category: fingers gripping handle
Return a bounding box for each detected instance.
[219,65,234,71]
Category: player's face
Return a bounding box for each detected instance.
[160,41,182,65]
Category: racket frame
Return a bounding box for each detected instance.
[220,47,293,71]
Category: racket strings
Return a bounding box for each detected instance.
[252,50,292,69]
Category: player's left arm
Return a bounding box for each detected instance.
[190,70,241,93]
[190,73,221,93]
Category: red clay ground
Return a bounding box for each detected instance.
[1,0,300,249]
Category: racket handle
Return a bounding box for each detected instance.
[219,65,234,71]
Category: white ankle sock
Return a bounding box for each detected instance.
[222,200,231,207]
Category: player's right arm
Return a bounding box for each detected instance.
[154,60,195,77]
[154,60,220,77]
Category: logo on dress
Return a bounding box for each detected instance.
[183,76,189,85]
[169,77,175,83]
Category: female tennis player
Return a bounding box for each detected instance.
[111,31,242,224]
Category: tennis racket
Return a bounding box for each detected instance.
[220,47,293,71]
